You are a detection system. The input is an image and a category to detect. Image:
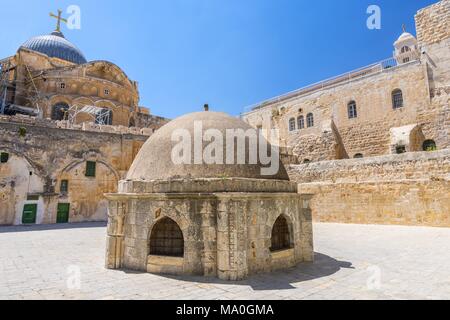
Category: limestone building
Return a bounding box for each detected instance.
[242,0,450,227]
[105,111,314,280]
[0,16,168,225]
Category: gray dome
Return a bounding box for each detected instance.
[127,111,289,181]
[21,31,87,64]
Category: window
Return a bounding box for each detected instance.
[60,83,66,89]
[423,140,437,151]
[60,180,69,193]
[95,108,113,125]
[348,101,357,119]
[403,57,410,63]
[297,116,305,129]
[104,89,110,95]
[392,89,404,109]
[303,159,311,164]
[396,145,406,154]
[85,161,96,177]
[51,103,69,121]
[288,118,296,132]
[270,215,291,252]
[400,46,410,53]
[354,153,363,159]
[0,152,9,163]
[150,217,184,257]
[306,113,314,128]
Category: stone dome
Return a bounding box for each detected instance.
[21,31,87,65]
[394,32,416,45]
[127,111,289,181]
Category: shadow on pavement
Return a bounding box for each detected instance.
[0,222,107,233]
[159,252,354,291]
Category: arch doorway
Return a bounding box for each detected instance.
[270,215,292,252]
[51,103,69,120]
[423,140,437,151]
[150,217,184,257]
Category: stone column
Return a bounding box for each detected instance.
[105,200,126,269]
[216,198,248,281]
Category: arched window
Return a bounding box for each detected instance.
[95,108,113,125]
[423,140,437,151]
[354,153,363,159]
[303,159,311,164]
[150,217,184,257]
[348,101,357,119]
[401,46,411,53]
[392,89,404,109]
[297,116,305,129]
[270,215,291,252]
[51,103,69,120]
[306,113,314,128]
[288,118,296,132]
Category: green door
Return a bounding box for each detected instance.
[22,204,37,224]
[57,203,70,223]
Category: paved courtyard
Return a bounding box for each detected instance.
[0,222,449,300]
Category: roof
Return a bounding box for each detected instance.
[20,31,87,65]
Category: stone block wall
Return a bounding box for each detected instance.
[415,0,449,46]
[107,191,313,280]
[288,150,450,227]
[0,119,149,225]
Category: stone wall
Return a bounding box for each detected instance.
[243,61,437,162]
[106,190,313,280]
[0,119,148,225]
[288,150,450,227]
[415,0,449,46]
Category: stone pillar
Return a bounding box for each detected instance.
[105,200,126,269]
[216,199,248,281]
[300,195,314,262]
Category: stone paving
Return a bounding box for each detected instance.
[0,222,449,300]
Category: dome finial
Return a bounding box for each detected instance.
[402,23,407,33]
[49,9,67,33]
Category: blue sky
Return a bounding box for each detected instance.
[0,0,436,119]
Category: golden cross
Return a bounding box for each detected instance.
[49,9,68,32]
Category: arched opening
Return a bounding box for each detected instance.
[129,117,136,128]
[270,215,292,252]
[288,118,296,132]
[354,153,363,159]
[51,103,69,120]
[392,89,404,109]
[401,46,410,53]
[297,116,305,129]
[348,101,357,119]
[150,217,184,257]
[423,140,437,151]
[306,113,314,127]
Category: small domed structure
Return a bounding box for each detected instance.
[393,26,419,65]
[105,110,314,280]
[21,31,87,65]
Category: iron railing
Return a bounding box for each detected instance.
[242,52,420,115]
